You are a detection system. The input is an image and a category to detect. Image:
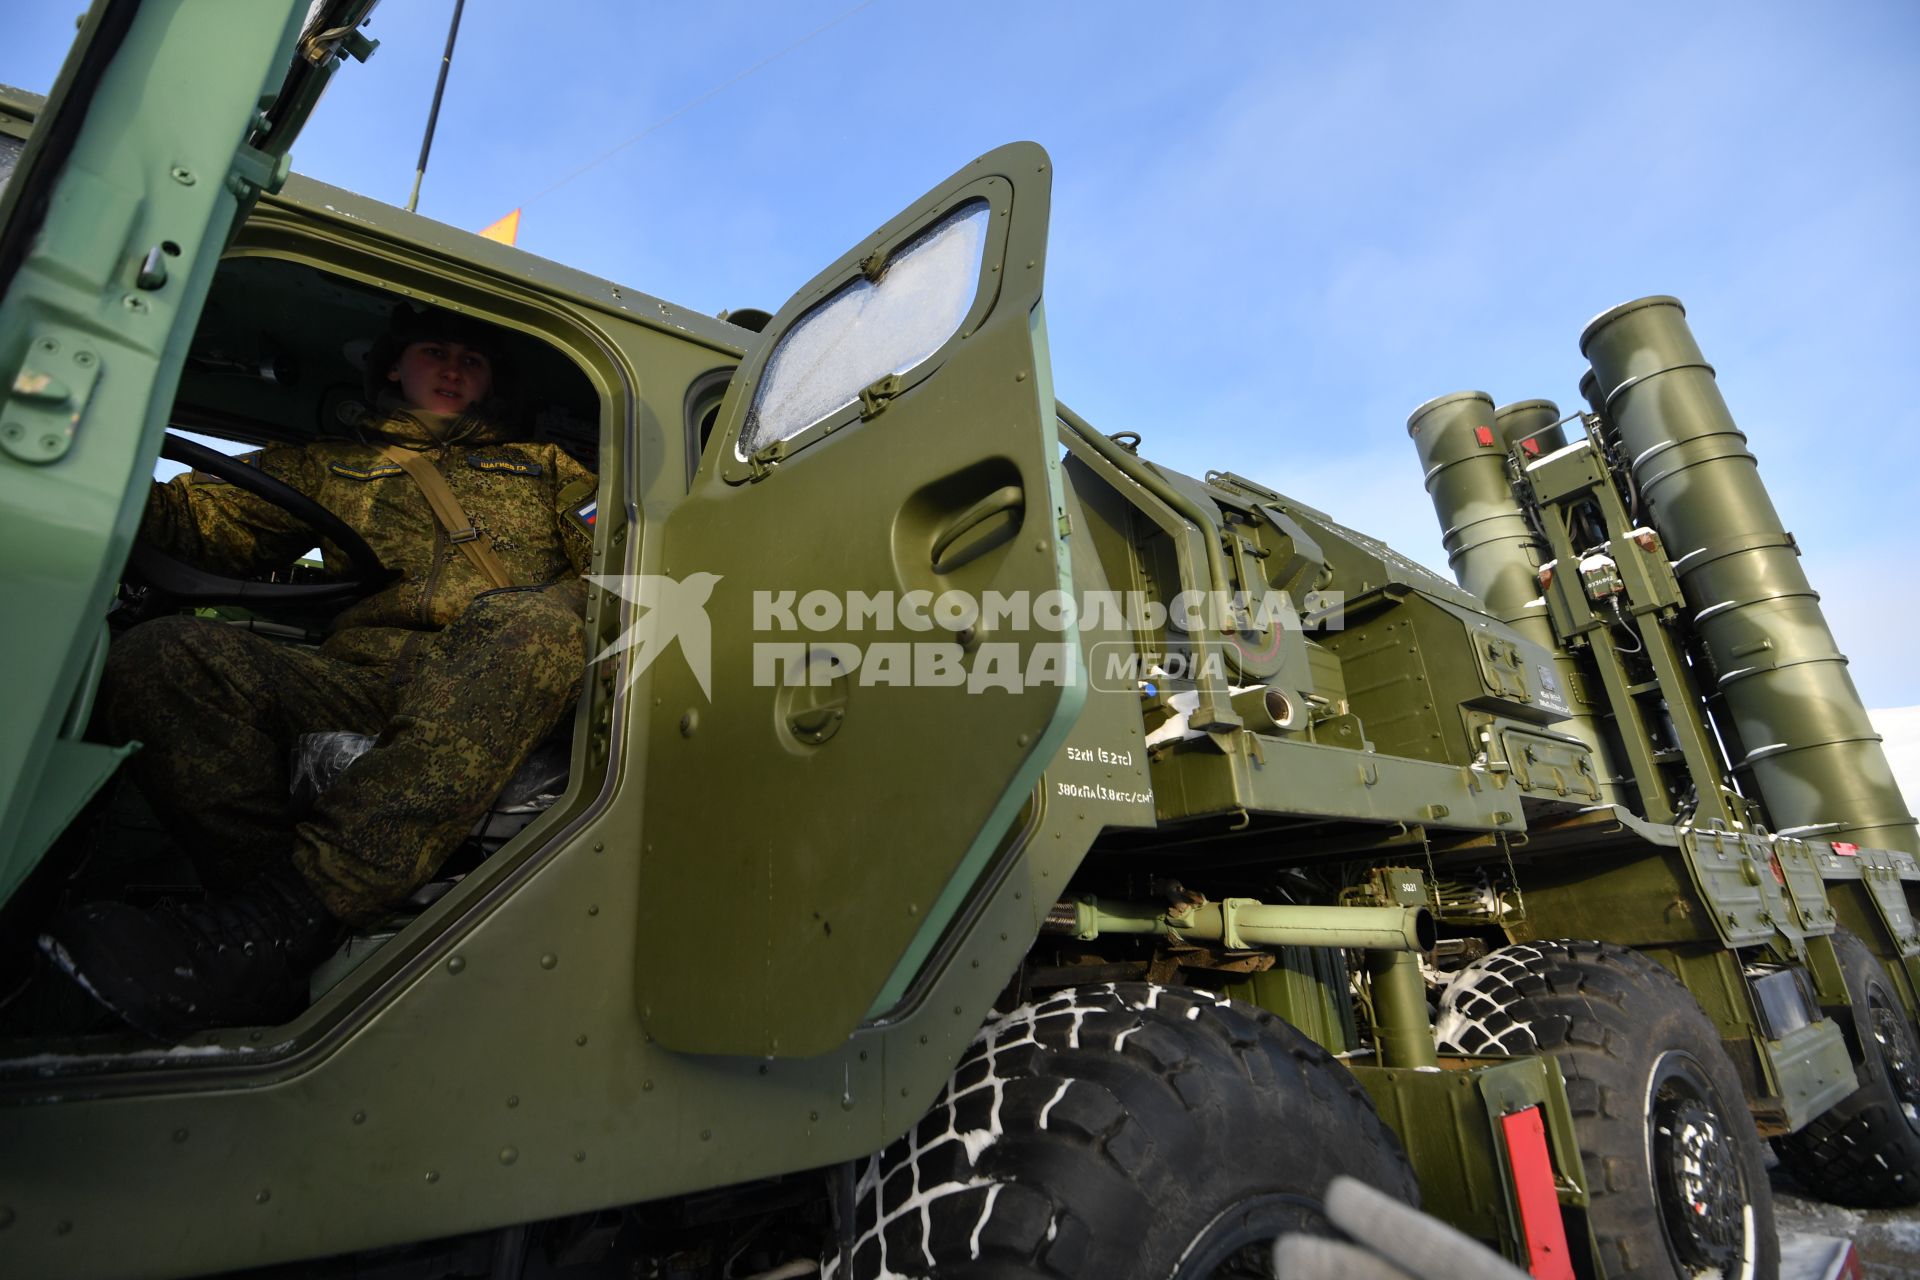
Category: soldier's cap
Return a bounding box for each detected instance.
[363,303,516,404]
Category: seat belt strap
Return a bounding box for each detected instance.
[377,445,518,590]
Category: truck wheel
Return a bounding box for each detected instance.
[830,983,1417,1280]
[1435,941,1777,1280]
[1773,928,1920,1207]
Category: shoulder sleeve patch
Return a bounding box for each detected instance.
[556,476,598,535]
[328,461,406,481]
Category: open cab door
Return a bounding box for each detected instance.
[636,142,1083,1055]
[0,2,379,902]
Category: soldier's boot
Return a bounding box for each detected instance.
[37,860,343,1040]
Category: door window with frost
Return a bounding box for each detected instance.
[736,198,993,464]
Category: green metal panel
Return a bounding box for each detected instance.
[1515,833,1729,950]
[1034,481,1157,832]
[9,738,133,868]
[1148,727,1526,831]
[1317,588,1593,806]
[1762,1018,1859,1132]
[1494,724,1597,801]
[1838,845,1920,956]
[1648,945,1856,1132]
[1353,1057,1593,1268]
[0,0,318,904]
[1520,823,1823,955]
[1677,827,1799,948]
[1774,837,1842,934]
[631,144,1084,1056]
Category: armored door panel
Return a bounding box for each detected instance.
[0,2,350,902]
[634,143,1081,1055]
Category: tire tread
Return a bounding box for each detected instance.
[1436,941,1778,1280]
[833,983,1416,1279]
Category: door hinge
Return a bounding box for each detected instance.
[2,333,101,465]
[858,373,902,420]
[747,436,793,482]
[227,144,293,199]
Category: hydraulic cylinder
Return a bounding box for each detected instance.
[1057,897,1435,952]
[1581,296,1917,853]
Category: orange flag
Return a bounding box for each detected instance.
[478,208,521,246]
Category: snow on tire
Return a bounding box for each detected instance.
[827,982,1417,1280]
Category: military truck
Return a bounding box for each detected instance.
[2,4,1916,1278]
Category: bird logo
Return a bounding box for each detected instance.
[588,572,723,699]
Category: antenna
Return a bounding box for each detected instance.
[405,0,467,213]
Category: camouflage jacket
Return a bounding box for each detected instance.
[144,409,597,666]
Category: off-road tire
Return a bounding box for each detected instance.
[1435,940,1778,1280]
[1772,928,1920,1207]
[830,983,1417,1280]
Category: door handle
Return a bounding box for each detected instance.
[930,485,1024,573]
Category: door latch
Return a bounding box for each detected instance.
[2,332,100,465]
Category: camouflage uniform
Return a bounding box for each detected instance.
[102,408,596,924]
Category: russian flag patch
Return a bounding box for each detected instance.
[575,500,597,527]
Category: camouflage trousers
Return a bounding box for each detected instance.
[100,586,585,924]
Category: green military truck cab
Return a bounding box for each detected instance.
[3,4,1918,1279]
[3,2,1095,1270]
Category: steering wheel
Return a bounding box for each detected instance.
[124,431,398,607]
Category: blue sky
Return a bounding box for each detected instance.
[5,1,1918,706]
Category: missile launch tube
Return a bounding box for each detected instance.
[1581,296,1917,853]
[1409,392,1622,800]
[1495,399,1569,460]
[1578,368,1606,421]
[1408,391,1546,624]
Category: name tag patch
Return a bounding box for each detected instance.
[467,455,544,477]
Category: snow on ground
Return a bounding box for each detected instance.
[1771,1164,1920,1280]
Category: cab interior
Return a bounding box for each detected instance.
[1,255,625,1045]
